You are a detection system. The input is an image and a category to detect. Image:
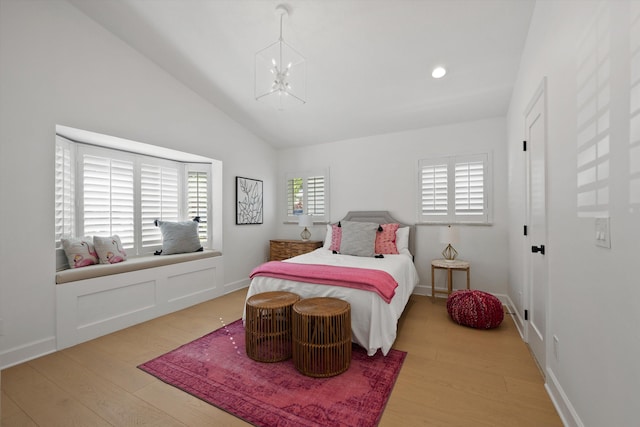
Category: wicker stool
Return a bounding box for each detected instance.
[245,291,301,362]
[292,297,351,377]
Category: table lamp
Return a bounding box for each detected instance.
[298,214,312,241]
[440,225,460,262]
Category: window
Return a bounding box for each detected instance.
[55,133,215,256]
[418,153,491,223]
[55,138,75,243]
[284,169,330,223]
[187,168,209,242]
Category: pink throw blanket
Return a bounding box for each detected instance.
[249,261,398,303]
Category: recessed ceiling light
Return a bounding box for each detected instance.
[432,66,447,79]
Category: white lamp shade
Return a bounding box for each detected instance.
[439,225,460,245]
[298,214,313,227]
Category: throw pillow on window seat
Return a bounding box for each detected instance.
[61,236,99,268]
[156,220,203,255]
[93,235,128,264]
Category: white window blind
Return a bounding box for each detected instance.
[82,154,135,248]
[56,134,213,257]
[187,170,208,241]
[420,162,448,217]
[455,161,485,216]
[307,176,325,217]
[141,164,179,247]
[418,153,490,223]
[284,169,330,223]
[54,137,75,246]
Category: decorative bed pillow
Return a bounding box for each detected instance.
[93,235,127,264]
[323,224,332,249]
[61,236,99,268]
[339,221,378,257]
[157,220,203,255]
[396,227,410,252]
[330,223,342,252]
[375,223,400,254]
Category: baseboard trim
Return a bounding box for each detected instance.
[224,278,250,293]
[502,294,525,339]
[546,367,584,427]
[0,336,56,370]
[412,283,429,296]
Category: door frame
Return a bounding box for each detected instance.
[523,77,549,374]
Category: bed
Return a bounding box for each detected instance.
[244,211,419,356]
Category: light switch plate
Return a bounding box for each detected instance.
[595,217,611,248]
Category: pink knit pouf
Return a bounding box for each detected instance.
[446,290,504,329]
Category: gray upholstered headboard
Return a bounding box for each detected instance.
[340,211,415,258]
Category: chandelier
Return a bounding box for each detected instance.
[255,4,306,109]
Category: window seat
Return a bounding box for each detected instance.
[56,249,225,350]
[55,250,222,284]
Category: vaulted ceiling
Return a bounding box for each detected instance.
[69,0,535,149]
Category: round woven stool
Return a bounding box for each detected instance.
[245,291,301,362]
[292,297,351,377]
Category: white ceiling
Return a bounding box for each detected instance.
[69,0,535,149]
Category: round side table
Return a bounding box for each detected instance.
[431,259,470,302]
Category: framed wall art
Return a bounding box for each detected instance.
[236,176,263,225]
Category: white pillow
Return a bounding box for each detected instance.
[396,227,410,252]
[61,236,99,268]
[323,224,332,249]
[93,235,128,264]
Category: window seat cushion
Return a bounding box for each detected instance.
[55,249,222,284]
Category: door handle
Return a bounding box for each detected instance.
[531,245,545,255]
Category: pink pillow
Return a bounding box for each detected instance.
[61,236,99,268]
[330,223,342,252]
[375,223,399,254]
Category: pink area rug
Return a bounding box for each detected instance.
[138,319,406,427]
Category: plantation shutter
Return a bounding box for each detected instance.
[55,131,219,258]
[419,161,448,217]
[141,164,180,247]
[307,176,325,217]
[188,170,208,241]
[455,160,485,215]
[55,137,75,245]
[284,170,330,223]
[286,177,303,216]
[82,154,135,247]
[418,153,489,223]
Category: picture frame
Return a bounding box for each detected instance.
[236,176,263,225]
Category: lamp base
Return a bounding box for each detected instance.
[300,227,311,241]
[442,244,458,261]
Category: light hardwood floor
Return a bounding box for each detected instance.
[1,289,562,426]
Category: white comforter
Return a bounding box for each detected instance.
[244,248,419,356]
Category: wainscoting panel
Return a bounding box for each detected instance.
[56,255,224,350]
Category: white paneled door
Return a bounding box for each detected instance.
[525,78,548,373]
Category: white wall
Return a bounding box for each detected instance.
[276,117,509,296]
[507,1,640,425]
[0,0,277,367]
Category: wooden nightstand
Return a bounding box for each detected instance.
[269,239,323,261]
[431,259,470,302]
